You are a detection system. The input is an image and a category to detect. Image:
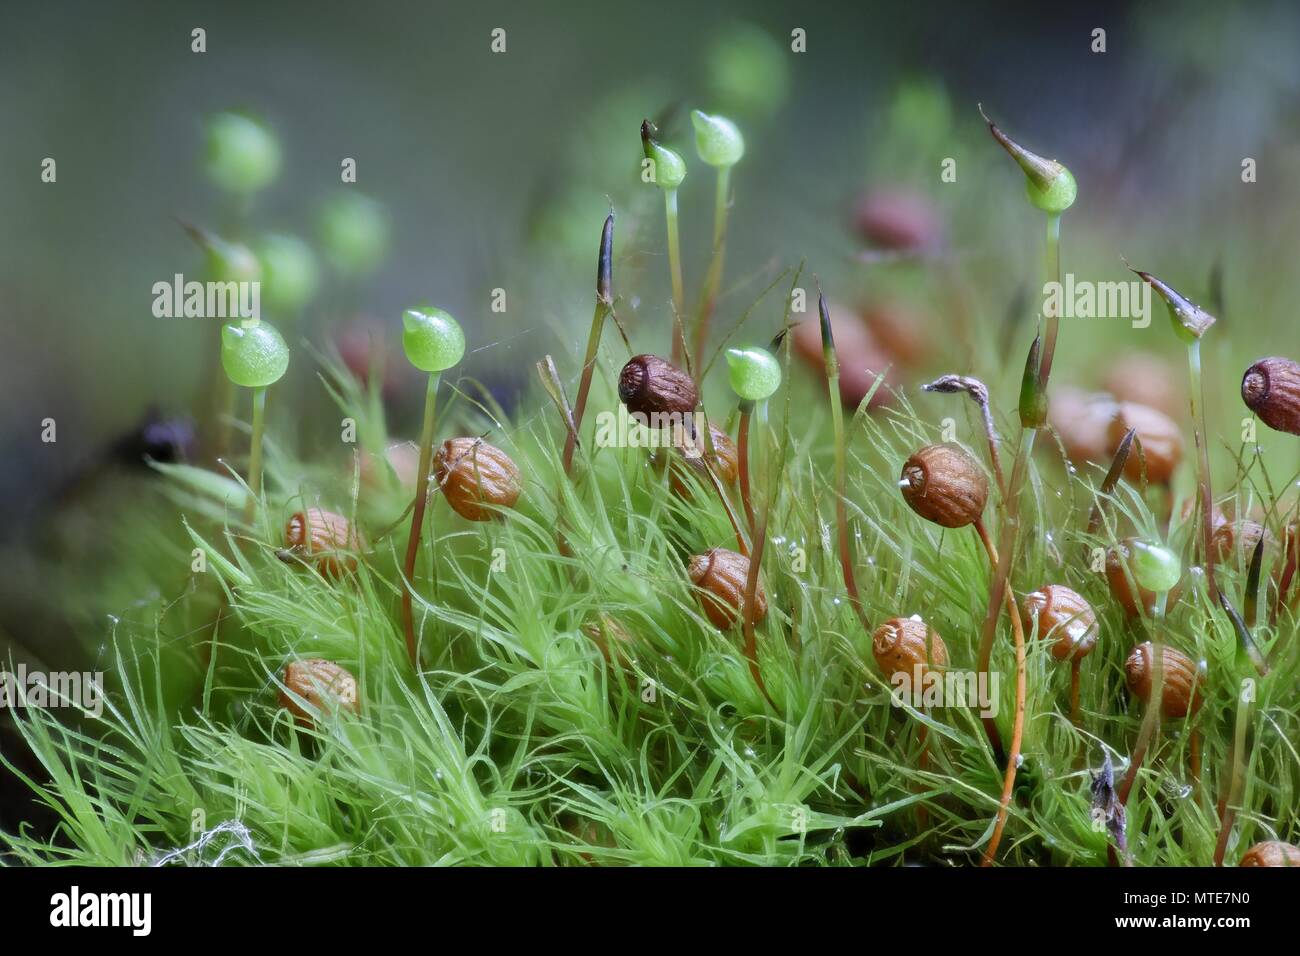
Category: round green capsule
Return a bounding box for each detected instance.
[319,193,390,277]
[1025,166,1077,214]
[256,233,320,314]
[1132,541,1180,594]
[401,306,465,373]
[204,112,281,195]
[644,140,686,190]
[726,346,781,401]
[691,110,745,167]
[221,321,290,388]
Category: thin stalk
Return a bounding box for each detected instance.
[665,190,687,365]
[563,213,614,476]
[981,591,1027,866]
[1213,680,1251,866]
[401,372,440,667]
[692,165,731,371]
[740,507,775,709]
[1187,340,1219,602]
[826,363,869,632]
[737,404,756,534]
[563,300,608,475]
[1040,213,1061,381]
[975,431,1037,761]
[242,387,267,525]
[1070,659,1083,728]
[1119,590,1170,805]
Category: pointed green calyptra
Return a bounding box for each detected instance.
[691,110,745,167]
[221,321,289,387]
[401,306,465,372]
[981,107,1076,214]
[640,120,686,190]
[204,111,281,195]
[1018,335,1048,429]
[1128,266,1217,344]
[1132,541,1181,594]
[726,346,781,401]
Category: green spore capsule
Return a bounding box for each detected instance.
[980,106,1076,214]
[640,121,686,190]
[1024,167,1077,215]
[221,322,290,388]
[726,346,781,401]
[1132,541,1181,594]
[401,306,465,372]
[204,111,281,195]
[257,234,320,314]
[319,193,390,277]
[691,110,745,167]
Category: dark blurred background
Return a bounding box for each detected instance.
[4,0,1300,832]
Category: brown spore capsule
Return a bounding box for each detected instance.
[282,508,365,579]
[872,616,949,681]
[279,659,361,724]
[1107,402,1183,484]
[618,354,698,419]
[434,437,522,522]
[900,443,989,528]
[687,547,767,630]
[1124,642,1204,718]
[1211,519,1269,565]
[1242,357,1300,436]
[1021,585,1099,661]
[1239,841,1300,867]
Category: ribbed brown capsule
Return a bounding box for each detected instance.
[1239,840,1300,867]
[1242,357,1300,436]
[653,421,739,497]
[900,443,989,528]
[282,508,364,579]
[687,547,767,630]
[1107,401,1183,484]
[618,354,698,418]
[1124,642,1204,718]
[1021,585,1099,661]
[279,659,361,723]
[872,616,949,680]
[434,437,522,521]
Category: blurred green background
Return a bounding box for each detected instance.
[3,0,1300,827]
